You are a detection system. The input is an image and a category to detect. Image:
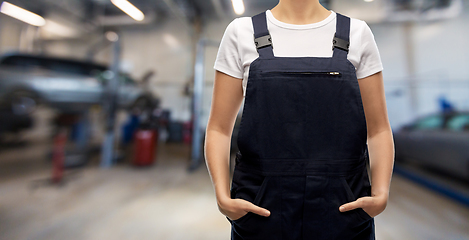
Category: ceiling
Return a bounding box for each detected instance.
[5,0,463,37]
[7,0,331,26]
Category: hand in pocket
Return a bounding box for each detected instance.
[219,198,271,221]
[338,194,388,218]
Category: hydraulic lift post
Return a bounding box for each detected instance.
[100,34,121,168]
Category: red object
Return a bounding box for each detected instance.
[133,129,158,166]
[52,129,67,183]
[182,121,192,144]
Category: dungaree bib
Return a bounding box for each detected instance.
[227,11,375,240]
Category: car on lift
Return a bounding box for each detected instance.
[0,53,155,115]
[393,110,469,181]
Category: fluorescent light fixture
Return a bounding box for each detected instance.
[0,1,45,26]
[364,0,374,2]
[110,0,144,21]
[231,0,245,15]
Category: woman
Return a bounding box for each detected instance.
[205,0,394,239]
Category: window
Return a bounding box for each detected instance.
[0,56,41,71]
[0,55,107,77]
[446,114,469,132]
[414,115,444,130]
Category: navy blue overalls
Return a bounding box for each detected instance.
[226,11,375,240]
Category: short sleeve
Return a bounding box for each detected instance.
[213,18,243,80]
[356,21,384,79]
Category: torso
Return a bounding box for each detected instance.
[234,10,369,96]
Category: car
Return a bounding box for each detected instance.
[0,53,156,115]
[393,110,469,181]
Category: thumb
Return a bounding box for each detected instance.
[339,199,360,212]
[247,203,271,217]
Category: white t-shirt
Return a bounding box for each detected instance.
[213,10,384,97]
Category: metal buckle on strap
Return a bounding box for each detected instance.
[254,34,273,50]
[332,36,349,52]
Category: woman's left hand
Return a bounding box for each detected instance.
[339,193,388,218]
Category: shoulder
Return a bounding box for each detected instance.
[344,15,377,50]
[222,17,240,37]
[221,16,256,41]
[341,14,383,78]
[234,16,254,34]
[348,16,368,38]
[218,18,243,49]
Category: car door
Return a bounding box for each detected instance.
[403,114,445,164]
[433,113,469,179]
[46,61,102,104]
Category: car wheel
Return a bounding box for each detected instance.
[9,91,40,115]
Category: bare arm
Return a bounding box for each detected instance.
[360,71,395,201]
[205,70,244,204]
[339,71,395,217]
[205,70,271,220]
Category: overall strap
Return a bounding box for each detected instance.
[252,11,274,58]
[332,12,350,60]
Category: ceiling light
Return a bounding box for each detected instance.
[0,1,45,26]
[111,0,144,21]
[231,0,245,15]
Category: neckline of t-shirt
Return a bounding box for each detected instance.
[266,9,336,30]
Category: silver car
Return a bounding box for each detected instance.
[393,111,469,180]
[0,53,155,114]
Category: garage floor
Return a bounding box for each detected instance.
[0,137,468,240]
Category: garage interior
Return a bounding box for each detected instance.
[0,0,469,239]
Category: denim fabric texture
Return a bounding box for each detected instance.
[228,11,375,240]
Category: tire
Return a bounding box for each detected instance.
[8,91,40,115]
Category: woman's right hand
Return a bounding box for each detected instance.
[218,197,271,221]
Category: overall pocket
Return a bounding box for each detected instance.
[340,176,373,221]
[230,167,271,225]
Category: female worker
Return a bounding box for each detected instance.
[205,0,395,239]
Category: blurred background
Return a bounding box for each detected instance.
[0,0,468,239]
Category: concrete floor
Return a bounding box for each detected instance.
[0,136,469,239]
